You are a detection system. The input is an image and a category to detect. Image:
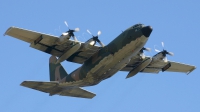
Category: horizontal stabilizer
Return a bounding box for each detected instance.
[58,87,96,99]
[21,81,59,93]
[21,81,95,99]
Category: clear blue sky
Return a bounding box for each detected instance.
[1,0,200,112]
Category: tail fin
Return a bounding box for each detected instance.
[49,56,68,82]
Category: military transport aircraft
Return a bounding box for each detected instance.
[4,22,196,99]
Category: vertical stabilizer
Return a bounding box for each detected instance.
[49,56,68,82]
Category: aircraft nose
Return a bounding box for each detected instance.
[141,26,153,37]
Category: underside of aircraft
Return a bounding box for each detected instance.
[4,22,196,98]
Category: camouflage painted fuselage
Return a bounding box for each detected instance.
[65,24,152,86]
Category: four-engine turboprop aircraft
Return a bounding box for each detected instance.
[4,23,196,99]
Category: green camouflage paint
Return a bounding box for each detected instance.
[49,24,149,85]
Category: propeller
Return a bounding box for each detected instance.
[87,29,104,47]
[64,21,69,29]
[63,21,80,42]
[154,42,174,62]
[140,47,151,59]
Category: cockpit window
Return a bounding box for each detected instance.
[132,24,144,31]
[133,24,142,28]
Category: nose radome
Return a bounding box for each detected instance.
[141,26,153,37]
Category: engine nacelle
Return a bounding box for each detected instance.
[79,38,96,51]
[56,33,71,45]
[56,42,81,64]
[147,52,170,71]
[152,52,164,61]
[150,52,166,65]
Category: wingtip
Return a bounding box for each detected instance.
[125,76,129,79]
[90,94,96,99]
[187,66,196,75]
[125,75,132,79]
[20,81,27,86]
[4,26,15,36]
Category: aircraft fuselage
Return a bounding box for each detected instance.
[66,24,152,86]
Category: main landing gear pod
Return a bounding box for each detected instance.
[126,58,152,78]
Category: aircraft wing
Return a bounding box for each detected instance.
[141,61,196,74]
[121,57,196,74]
[21,81,96,99]
[4,27,100,64]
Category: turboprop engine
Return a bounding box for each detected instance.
[126,42,174,79]
[81,30,104,51]
[56,21,80,45]
[139,47,151,59]
[147,42,174,72]
[153,42,174,63]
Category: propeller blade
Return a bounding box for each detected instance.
[96,38,100,42]
[74,28,80,32]
[161,42,164,48]
[72,35,78,42]
[167,52,174,56]
[86,30,104,47]
[97,40,104,47]
[144,47,151,51]
[155,49,161,52]
[163,57,168,62]
[97,31,101,36]
[87,29,92,35]
[64,21,68,27]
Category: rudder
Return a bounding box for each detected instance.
[49,56,68,82]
